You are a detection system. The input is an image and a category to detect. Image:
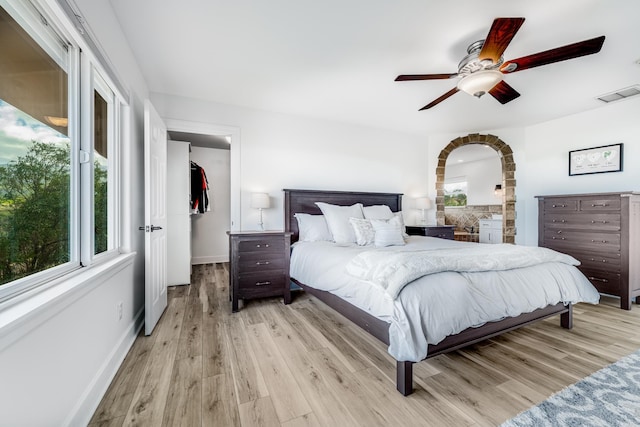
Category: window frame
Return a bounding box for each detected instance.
[0,0,126,303]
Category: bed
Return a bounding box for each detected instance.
[283,188,599,396]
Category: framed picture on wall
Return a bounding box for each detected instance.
[569,143,623,176]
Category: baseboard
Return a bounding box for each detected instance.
[191,255,228,264]
[65,306,145,426]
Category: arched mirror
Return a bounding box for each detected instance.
[435,134,516,244]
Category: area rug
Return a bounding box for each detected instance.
[501,348,640,427]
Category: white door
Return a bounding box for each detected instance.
[144,100,168,335]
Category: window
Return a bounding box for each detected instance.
[0,0,123,300]
[444,180,468,207]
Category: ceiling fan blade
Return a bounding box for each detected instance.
[500,35,605,73]
[395,73,457,81]
[419,87,460,110]
[478,17,526,63]
[489,80,521,104]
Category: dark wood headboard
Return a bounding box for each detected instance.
[283,189,403,243]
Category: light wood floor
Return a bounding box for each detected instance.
[90,263,640,427]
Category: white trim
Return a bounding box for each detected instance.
[164,118,241,231]
[191,255,229,265]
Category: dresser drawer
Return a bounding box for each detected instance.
[543,199,578,212]
[238,251,286,272]
[238,238,284,253]
[578,268,621,295]
[579,197,621,212]
[543,230,620,252]
[570,251,621,272]
[544,213,621,231]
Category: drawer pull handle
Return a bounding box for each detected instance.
[552,237,566,240]
[552,219,566,223]
[589,258,607,263]
[590,220,608,224]
[590,239,607,243]
[591,203,608,207]
[255,244,270,248]
[552,204,566,208]
[556,231,562,234]
[256,261,271,266]
[588,276,608,283]
[255,281,271,286]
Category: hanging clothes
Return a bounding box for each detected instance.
[190,161,210,214]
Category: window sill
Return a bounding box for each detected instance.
[0,252,136,349]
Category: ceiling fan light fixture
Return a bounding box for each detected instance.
[457,70,503,98]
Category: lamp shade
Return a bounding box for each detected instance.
[415,197,432,210]
[457,70,503,97]
[251,192,270,209]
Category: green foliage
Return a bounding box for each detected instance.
[444,191,467,207]
[0,141,71,284]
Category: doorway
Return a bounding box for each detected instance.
[165,119,240,267]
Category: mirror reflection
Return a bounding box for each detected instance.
[444,145,503,243]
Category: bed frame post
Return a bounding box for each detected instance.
[561,303,573,329]
[397,361,414,396]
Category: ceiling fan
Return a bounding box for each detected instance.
[395,17,605,110]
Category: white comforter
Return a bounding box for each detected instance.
[290,237,600,362]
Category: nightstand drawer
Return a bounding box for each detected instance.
[238,271,286,292]
[238,238,285,253]
[405,225,454,240]
[238,252,286,272]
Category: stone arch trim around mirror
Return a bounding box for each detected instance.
[435,133,516,244]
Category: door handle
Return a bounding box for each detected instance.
[138,225,163,232]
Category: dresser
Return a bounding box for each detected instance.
[537,192,640,310]
[228,231,292,312]
[405,225,455,240]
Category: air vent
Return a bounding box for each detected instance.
[596,85,640,103]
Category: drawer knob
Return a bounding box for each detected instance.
[255,281,271,286]
[256,261,271,266]
[588,276,608,283]
[256,244,270,248]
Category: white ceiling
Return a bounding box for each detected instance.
[107,0,640,136]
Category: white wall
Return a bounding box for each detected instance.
[191,146,231,264]
[150,93,430,228]
[445,155,503,206]
[0,0,148,425]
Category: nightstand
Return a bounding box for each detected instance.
[405,225,455,240]
[227,231,292,312]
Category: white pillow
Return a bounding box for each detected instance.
[363,204,394,220]
[370,216,405,247]
[315,202,364,244]
[394,211,410,238]
[294,213,332,242]
[349,217,375,246]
